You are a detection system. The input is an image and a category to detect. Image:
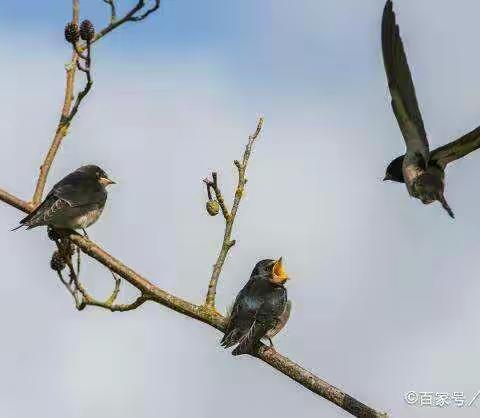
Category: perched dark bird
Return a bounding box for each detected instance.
[381,0,480,218]
[14,165,115,234]
[221,258,290,356]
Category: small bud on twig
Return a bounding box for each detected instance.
[206,200,220,216]
[64,22,80,44]
[80,20,95,42]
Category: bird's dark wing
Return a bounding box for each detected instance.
[430,125,480,169]
[231,287,287,356]
[52,174,106,207]
[382,0,429,161]
[16,172,105,229]
[221,281,259,349]
[231,317,272,356]
[18,194,71,228]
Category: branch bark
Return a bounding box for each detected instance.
[31,0,79,206]
[102,0,117,23]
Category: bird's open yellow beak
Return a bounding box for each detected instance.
[99,177,116,186]
[271,257,289,284]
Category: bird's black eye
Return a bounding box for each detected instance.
[96,171,101,178]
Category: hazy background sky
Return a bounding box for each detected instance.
[1,0,480,417]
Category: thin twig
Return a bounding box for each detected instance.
[86,294,148,312]
[106,271,121,304]
[203,173,230,220]
[102,0,117,23]
[31,0,80,206]
[67,41,93,123]
[57,270,83,309]
[204,117,264,310]
[129,0,161,21]
[86,0,161,48]
[56,239,149,312]
[31,0,161,206]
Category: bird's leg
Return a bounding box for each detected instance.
[82,229,89,239]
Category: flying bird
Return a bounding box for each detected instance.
[221,258,290,356]
[381,0,480,218]
[14,165,115,234]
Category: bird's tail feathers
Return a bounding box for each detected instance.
[232,337,255,356]
[438,194,455,219]
[220,329,240,349]
[231,323,259,356]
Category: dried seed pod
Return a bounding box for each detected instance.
[206,200,220,216]
[50,251,66,272]
[64,22,80,44]
[80,20,95,42]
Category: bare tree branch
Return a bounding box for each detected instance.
[53,237,150,312]
[204,117,264,310]
[31,0,80,206]
[90,0,161,46]
[102,0,117,23]
[68,39,93,122]
[0,152,387,418]
[31,0,161,206]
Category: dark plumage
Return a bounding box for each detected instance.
[382,0,480,218]
[221,258,290,356]
[14,165,115,232]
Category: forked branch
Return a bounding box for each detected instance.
[203,117,264,310]
[53,236,149,312]
[31,0,161,206]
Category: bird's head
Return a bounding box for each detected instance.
[252,258,290,285]
[78,165,116,187]
[383,155,405,183]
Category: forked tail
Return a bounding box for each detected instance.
[438,194,455,219]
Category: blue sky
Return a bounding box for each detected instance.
[0,0,382,100]
[2,1,480,418]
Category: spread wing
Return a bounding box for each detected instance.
[430,124,480,169]
[382,0,429,161]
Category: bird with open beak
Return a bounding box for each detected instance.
[13,165,115,235]
[221,258,291,356]
[381,0,480,218]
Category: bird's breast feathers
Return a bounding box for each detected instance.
[402,154,425,195]
[72,206,105,229]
